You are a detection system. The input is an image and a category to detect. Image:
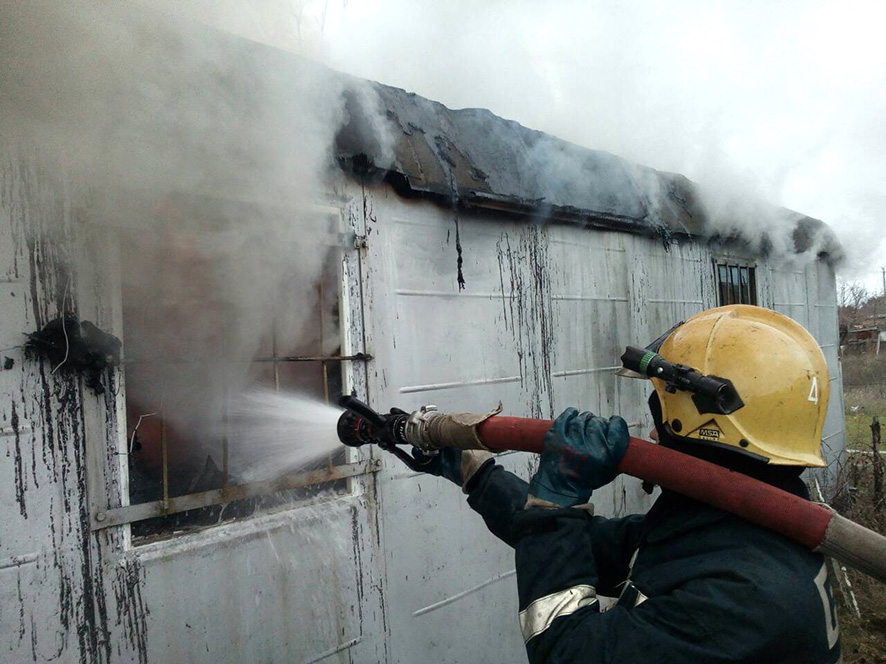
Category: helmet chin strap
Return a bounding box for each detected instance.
[647,392,671,446]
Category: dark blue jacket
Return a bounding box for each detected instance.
[467,464,842,664]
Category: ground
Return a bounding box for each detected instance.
[832,359,886,663]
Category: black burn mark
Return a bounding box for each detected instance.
[70,368,112,663]
[25,315,121,396]
[655,223,673,252]
[350,507,364,628]
[527,228,556,416]
[496,227,556,418]
[112,560,149,664]
[10,150,149,663]
[454,219,465,291]
[29,615,37,661]
[11,401,27,517]
[102,370,123,502]
[431,135,467,291]
[498,233,524,381]
[17,558,26,643]
[496,238,509,332]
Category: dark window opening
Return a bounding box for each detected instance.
[120,213,349,542]
[716,261,757,306]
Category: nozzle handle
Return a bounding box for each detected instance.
[338,395,386,428]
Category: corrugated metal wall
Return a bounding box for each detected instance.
[0,156,845,663]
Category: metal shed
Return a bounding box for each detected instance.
[0,6,845,663]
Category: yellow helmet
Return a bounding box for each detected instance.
[647,305,829,467]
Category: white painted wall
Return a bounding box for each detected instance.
[0,155,845,663]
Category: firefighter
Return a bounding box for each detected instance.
[418,305,842,663]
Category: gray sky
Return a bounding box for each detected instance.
[318,0,886,290]
[146,0,886,290]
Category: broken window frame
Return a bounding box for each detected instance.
[714,259,758,306]
[85,200,376,537]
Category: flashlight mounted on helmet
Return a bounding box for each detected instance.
[620,346,745,416]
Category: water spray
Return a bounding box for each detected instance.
[337,392,886,585]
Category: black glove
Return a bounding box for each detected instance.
[529,408,629,507]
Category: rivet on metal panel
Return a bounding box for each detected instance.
[95,511,107,522]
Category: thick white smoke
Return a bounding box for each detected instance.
[4,0,883,488]
[0,0,391,486]
[132,1,884,276]
[313,0,885,280]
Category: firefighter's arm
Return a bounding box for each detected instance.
[514,507,716,664]
[466,462,530,547]
[466,407,635,556]
[466,461,644,575]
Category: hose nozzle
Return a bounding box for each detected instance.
[337,395,504,453]
[336,395,409,447]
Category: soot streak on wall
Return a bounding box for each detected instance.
[3,148,149,663]
[10,401,26,518]
[429,133,469,291]
[496,226,556,419]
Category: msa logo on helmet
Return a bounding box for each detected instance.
[698,427,721,441]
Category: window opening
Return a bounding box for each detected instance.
[118,212,361,543]
[729,266,738,304]
[715,261,757,306]
[717,264,729,306]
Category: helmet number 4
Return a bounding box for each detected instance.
[808,376,819,405]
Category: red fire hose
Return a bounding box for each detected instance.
[477,416,886,584]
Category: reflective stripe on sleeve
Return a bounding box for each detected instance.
[519,584,598,643]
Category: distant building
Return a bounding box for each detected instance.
[841,313,886,354]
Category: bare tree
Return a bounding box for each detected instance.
[838,279,870,327]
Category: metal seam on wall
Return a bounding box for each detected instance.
[303,636,364,664]
[399,376,522,394]
[413,569,517,616]
[0,553,39,570]
[397,289,513,298]
[552,366,621,378]
[551,295,628,302]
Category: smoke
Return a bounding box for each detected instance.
[0,0,392,486]
[312,0,886,278]
[691,161,835,264]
